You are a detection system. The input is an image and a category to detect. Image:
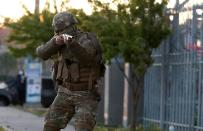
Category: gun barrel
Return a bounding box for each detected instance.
[62,34,73,39]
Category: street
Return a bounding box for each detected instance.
[0,107,75,131]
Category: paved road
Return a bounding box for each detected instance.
[0,107,75,131]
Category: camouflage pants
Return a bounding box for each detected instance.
[43,87,99,131]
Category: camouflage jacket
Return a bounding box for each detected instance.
[36,30,104,87]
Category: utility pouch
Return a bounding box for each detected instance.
[69,63,80,82]
[56,60,64,82]
[52,60,59,81]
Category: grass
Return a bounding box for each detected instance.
[13,105,47,117]
[0,127,6,131]
[23,107,47,116]
[12,106,161,131]
[94,124,161,131]
[94,127,132,131]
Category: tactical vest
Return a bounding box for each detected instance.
[53,31,105,91]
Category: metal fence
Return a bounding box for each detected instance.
[143,1,203,131]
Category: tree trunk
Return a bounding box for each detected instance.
[35,0,39,14]
[130,74,145,130]
[114,60,145,129]
[53,0,58,13]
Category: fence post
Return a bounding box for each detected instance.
[160,40,167,129]
[104,65,110,125]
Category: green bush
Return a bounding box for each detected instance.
[94,124,160,131]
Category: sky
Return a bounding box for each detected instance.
[0,0,203,24]
[0,0,92,23]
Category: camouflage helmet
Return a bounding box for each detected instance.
[52,12,78,32]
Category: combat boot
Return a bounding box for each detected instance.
[43,125,60,131]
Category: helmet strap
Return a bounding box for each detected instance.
[56,26,77,36]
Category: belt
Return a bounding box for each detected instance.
[62,82,89,91]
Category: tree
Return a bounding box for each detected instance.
[3,0,83,57]
[81,0,171,127]
[0,52,17,80]
[3,5,55,57]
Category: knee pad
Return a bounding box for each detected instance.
[44,106,75,129]
[75,113,96,131]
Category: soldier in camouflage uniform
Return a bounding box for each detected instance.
[36,12,105,131]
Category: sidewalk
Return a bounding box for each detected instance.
[0,107,75,131]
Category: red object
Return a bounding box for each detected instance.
[185,43,201,51]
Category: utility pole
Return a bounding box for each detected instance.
[175,0,180,47]
[35,0,39,14]
[122,63,130,128]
